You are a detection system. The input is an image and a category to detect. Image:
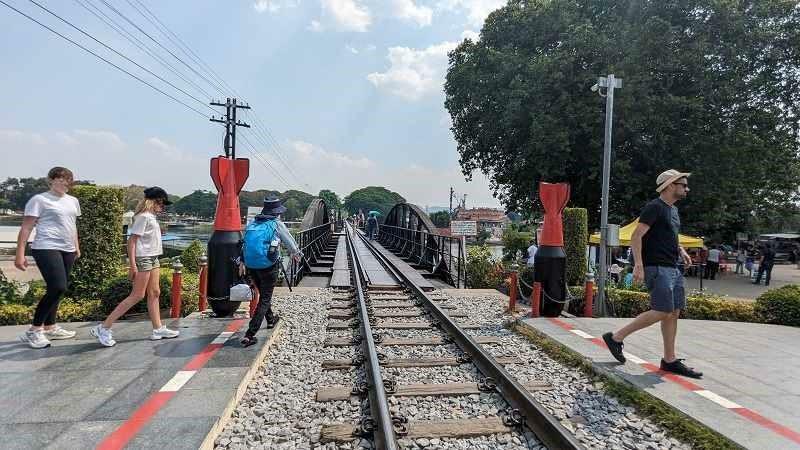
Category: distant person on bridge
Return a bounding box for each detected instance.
[91,187,180,347]
[239,197,302,348]
[526,239,537,267]
[366,212,379,240]
[603,170,703,379]
[15,167,81,349]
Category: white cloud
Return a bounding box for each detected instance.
[253,0,300,13]
[308,20,323,32]
[287,140,373,169]
[0,129,47,145]
[345,44,359,54]
[460,29,479,41]
[437,0,505,27]
[367,41,458,101]
[390,0,433,27]
[321,0,371,32]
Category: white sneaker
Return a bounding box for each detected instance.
[150,326,180,340]
[90,324,116,347]
[18,330,51,349]
[44,326,77,340]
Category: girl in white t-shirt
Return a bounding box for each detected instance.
[91,187,179,347]
[15,167,81,349]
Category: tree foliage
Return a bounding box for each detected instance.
[445,0,800,238]
[429,211,451,228]
[173,190,217,218]
[564,208,589,285]
[0,177,50,211]
[343,186,406,217]
[318,189,342,211]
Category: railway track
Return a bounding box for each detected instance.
[318,223,582,449]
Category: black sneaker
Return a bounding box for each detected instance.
[661,359,703,379]
[602,332,626,363]
[240,335,258,348]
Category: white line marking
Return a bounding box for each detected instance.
[160,370,197,392]
[623,352,647,364]
[695,390,742,409]
[570,329,594,339]
[211,331,234,345]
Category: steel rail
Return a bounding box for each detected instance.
[354,229,583,450]
[344,223,399,450]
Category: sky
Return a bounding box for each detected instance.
[0,0,506,209]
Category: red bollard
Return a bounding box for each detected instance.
[507,271,518,313]
[583,274,595,317]
[530,281,542,318]
[198,255,208,312]
[249,286,260,318]
[170,259,183,319]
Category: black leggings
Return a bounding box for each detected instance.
[245,265,278,337]
[31,249,76,326]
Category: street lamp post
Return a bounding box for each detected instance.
[594,74,622,317]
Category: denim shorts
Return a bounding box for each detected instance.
[135,256,161,272]
[644,266,686,312]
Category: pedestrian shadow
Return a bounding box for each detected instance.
[594,361,668,389]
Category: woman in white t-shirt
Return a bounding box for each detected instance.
[90,187,179,347]
[15,167,81,349]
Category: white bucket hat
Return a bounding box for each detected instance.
[656,169,691,192]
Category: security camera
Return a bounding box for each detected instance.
[590,83,599,92]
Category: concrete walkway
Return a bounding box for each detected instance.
[519,317,800,449]
[0,313,280,450]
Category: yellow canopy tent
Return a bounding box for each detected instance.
[589,219,703,248]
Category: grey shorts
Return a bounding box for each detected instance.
[644,266,686,312]
[135,256,161,272]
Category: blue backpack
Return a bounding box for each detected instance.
[243,219,278,269]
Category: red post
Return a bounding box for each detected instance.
[170,259,183,319]
[507,271,518,313]
[198,255,208,312]
[583,273,595,317]
[249,286,260,318]
[530,281,542,318]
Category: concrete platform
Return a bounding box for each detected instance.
[0,313,281,449]
[519,317,800,449]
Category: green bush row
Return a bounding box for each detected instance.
[566,284,799,327]
[0,299,104,326]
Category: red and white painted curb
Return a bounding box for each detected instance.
[547,318,800,446]
[96,320,245,450]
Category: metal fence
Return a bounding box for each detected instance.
[377,224,466,288]
[290,222,332,285]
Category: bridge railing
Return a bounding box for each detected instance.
[290,221,332,285]
[377,224,466,288]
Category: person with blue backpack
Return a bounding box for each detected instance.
[239,197,301,347]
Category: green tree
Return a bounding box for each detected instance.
[501,228,532,261]
[429,211,451,228]
[173,190,217,218]
[318,189,342,211]
[344,187,406,217]
[0,177,49,211]
[445,0,800,238]
[281,190,315,220]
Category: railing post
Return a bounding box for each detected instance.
[198,254,208,312]
[530,281,542,318]
[170,257,183,319]
[583,272,595,317]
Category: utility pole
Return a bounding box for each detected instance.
[210,98,251,158]
[449,186,454,216]
[462,194,467,210]
[594,74,623,317]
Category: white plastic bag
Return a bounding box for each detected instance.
[229,283,253,302]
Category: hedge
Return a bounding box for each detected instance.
[567,286,759,324]
[563,208,588,286]
[69,185,124,298]
[181,240,204,274]
[0,299,103,325]
[101,270,199,318]
[466,245,505,289]
[754,285,800,327]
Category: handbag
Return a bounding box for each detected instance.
[229,283,253,302]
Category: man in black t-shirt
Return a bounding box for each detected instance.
[602,169,703,379]
[754,243,775,285]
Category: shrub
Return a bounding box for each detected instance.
[69,185,124,298]
[0,268,21,304]
[501,228,532,261]
[563,208,588,286]
[21,280,47,306]
[0,303,32,325]
[466,245,505,289]
[181,240,204,274]
[754,285,800,327]
[56,299,104,322]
